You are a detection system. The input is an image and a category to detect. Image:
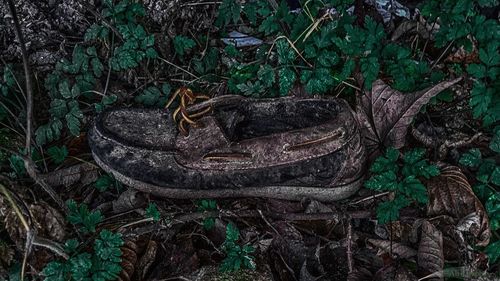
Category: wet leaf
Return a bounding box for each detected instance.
[417,221,443,280]
[425,166,491,246]
[367,239,417,259]
[356,78,462,158]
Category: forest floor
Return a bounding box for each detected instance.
[0,0,499,280]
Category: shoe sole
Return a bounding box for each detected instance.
[92,150,364,202]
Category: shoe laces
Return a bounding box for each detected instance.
[165,87,212,136]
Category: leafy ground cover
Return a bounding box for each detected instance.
[0,0,499,280]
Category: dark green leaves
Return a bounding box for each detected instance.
[365,148,439,224]
[135,84,171,107]
[145,203,161,221]
[94,230,123,263]
[278,68,296,96]
[173,35,196,56]
[215,0,241,28]
[220,222,256,272]
[67,200,103,233]
[47,146,68,164]
[459,148,482,167]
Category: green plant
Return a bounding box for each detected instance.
[42,230,123,281]
[46,145,68,164]
[173,35,196,57]
[145,202,161,221]
[459,133,500,263]
[36,0,156,147]
[220,222,256,272]
[135,83,172,107]
[196,199,217,230]
[419,0,500,126]
[66,200,103,233]
[94,173,123,192]
[365,148,440,224]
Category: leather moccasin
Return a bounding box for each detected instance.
[88,95,365,201]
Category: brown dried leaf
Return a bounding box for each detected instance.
[367,239,417,259]
[41,163,99,187]
[418,221,444,280]
[374,264,418,281]
[425,166,490,246]
[356,78,462,158]
[117,239,138,281]
[136,240,157,280]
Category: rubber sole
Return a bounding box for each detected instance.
[93,151,364,202]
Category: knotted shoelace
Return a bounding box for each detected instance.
[165,87,212,136]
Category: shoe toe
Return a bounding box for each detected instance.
[95,108,177,150]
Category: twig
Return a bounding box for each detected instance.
[158,56,200,79]
[5,0,67,213]
[33,237,69,260]
[347,218,354,273]
[431,39,455,70]
[5,0,32,155]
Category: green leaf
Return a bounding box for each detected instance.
[376,195,409,224]
[257,64,275,88]
[9,153,25,176]
[95,94,118,113]
[64,239,79,254]
[485,240,500,264]
[225,222,240,242]
[467,63,487,79]
[360,56,380,89]
[91,58,104,77]
[459,148,482,167]
[215,0,241,27]
[491,166,500,186]
[490,128,500,153]
[49,99,68,119]
[369,147,399,173]
[66,199,103,233]
[135,86,162,106]
[477,159,496,183]
[365,170,398,191]
[95,229,123,262]
[237,81,263,96]
[278,67,296,96]
[469,82,492,118]
[259,15,279,35]
[58,80,72,99]
[146,203,161,221]
[276,40,295,65]
[479,42,500,67]
[400,176,428,204]
[35,120,63,146]
[65,101,83,136]
[485,193,500,231]
[95,174,114,192]
[47,146,68,164]
[42,261,67,281]
[173,35,196,56]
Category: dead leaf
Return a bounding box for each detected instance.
[356,78,462,158]
[347,268,373,281]
[112,188,147,214]
[374,264,418,281]
[367,239,417,259]
[136,240,157,280]
[118,239,138,281]
[41,163,99,187]
[425,166,490,246]
[417,221,444,280]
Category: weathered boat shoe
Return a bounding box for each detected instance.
[88,95,365,201]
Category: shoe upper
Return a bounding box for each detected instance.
[89,95,364,190]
